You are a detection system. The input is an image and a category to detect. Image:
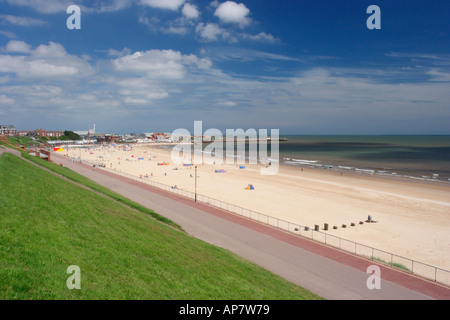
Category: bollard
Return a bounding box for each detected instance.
[324,223,329,231]
[314,225,319,231]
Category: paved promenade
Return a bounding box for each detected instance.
[2,148,449,299]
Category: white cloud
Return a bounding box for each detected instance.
[214,1,250,27]
[112,49,213,79]
[4,40,32,53]
[0,14,46,26]
[1,84,63,98]
[92,0,134,13]
[218,100,236,107]
[0,94,15,105]
[112,50,187,79]
[182,3,200,19]
[0,30,16,39]
[161,26,188,35]
[195,22,231,42]
[0,41,93,79]
[427,69,450,82]
[32,42,70,58]
[116,77,169,104]
[2,0,72,14]
[108,47,132,57]
[242,32,280,44]
[139,0,185,11]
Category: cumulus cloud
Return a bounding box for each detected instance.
[182,3,200,19]
[214,1,251,27]
[0,41,93,79]
[195,22,231,42]
[112,49,212,79]
[112,50,187,79]
[4,40,32,53]
[139,0,185,11]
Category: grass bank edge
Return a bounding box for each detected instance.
[0,141,182,231]
[0,151,323,300]
[22,151,182,231]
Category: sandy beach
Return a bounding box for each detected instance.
[62,143,450,272]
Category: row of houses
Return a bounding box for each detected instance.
[1,124,174,144]
[20,128,65,138]
[0,125,17,136]
[1,125,65,138]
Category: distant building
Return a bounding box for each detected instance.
[18,130,32,137]
[46,130,64,138]
[31,129,64,138]
[74,123,96,140]
[0,125,17,136]
[151,132,167,140]
[97,133,121,143]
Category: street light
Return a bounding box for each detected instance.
[195,165,197,202]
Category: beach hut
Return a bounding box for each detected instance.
[245,184,255,190]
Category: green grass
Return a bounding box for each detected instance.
[0,152,322,300]
[20,151,181,230]
[6,136,37,147]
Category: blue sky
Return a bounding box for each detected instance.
[0,0,449,135]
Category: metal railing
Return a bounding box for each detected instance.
[84,159,450,287]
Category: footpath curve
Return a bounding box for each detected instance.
[3,147,448,300]
[50,152,449,300]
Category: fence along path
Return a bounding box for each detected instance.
[83,158,449,287]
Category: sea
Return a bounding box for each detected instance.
[158,135,450,184]
[277,135,450,184]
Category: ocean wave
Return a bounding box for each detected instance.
[355,168,375,173]
[290,158,318,163]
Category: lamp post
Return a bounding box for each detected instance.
[195,165,197,202]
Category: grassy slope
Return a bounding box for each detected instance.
[0,152,322,300]
[20,151,181,230]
